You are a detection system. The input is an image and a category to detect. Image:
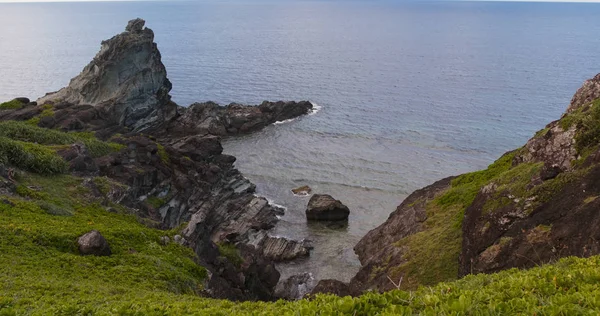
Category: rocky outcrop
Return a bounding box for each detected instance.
[513,121,577,172]
[246,231,312,262]
[567,73,600,113]
[77,230,111,256]
[345,72,600,295]
[0,19,316,302]
[157,100,313,137]
[38,18,176,131]
[348,177,453,293]
[305,194,350,221]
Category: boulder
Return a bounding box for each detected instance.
[275,273,316,300]
[305,194,350,221]
[291,185,312,196]
[77,230,111,256]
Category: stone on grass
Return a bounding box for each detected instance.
[78,230,111,256]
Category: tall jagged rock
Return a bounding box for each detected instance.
[38,18,176,131]
[1,18,316,302]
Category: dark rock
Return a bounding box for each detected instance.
[158,100,313,138]
[77,230,111,256]
[275,273,316,300]
[58,142,99,174]
[14,97,30,104]
[311,279,351,297]
[126,18,145,33]
[305,194,350,221]
[540,163,561,181]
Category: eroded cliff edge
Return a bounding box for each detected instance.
[314,73,600,296]
[0,19,314,301]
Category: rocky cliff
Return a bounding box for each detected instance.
[0,19,314,301]
[313,73,600,296]
[38,19,176,131]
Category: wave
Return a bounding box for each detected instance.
[308,101,322,116]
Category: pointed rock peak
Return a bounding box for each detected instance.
[38,18,176,131]
[126,18,145,33]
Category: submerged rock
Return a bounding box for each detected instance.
[305,194,350,221]
[38,18,176,131]
[291,185,312,196]
[77,230,111,256]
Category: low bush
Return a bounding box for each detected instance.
[0,121,123,158]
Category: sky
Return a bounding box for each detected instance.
[1,0,600,3]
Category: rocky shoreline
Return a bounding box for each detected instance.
[4,17,600,304]
[1,19,314,301]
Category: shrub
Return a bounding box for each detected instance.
[0,121,123,158]
[0,99,25,110]
[0,137,67,174]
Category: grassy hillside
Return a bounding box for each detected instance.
[0,109,599,315]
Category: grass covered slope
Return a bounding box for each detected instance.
[0,172,207,314]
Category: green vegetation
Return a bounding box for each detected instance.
[3,171,599,315]
[0,172,207,314]
[559,99,600,153]
[0,136,68,174]
[391,151,516,288]
[157,142,170,163]
[146,195,166,208]
[217,243,243,267]
[0,99,25,110]
[0,121,124,158]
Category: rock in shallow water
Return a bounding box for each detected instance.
[305,194,350,221]
[291,185,312,196]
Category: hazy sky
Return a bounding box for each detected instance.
[1,0,600,2]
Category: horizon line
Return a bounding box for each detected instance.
[1,0,600,3]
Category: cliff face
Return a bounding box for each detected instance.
[315,73,600,296]
[0,19,314,301]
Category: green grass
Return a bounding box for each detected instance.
[217,243,243,267]
[0,172,207,314]
[146,196,166,208]
[558,99,600,153]
[0,121,124,158]
[0,137,68,174]
[389,151,516,288]
[0,99,25,110]
[157,142,170,163]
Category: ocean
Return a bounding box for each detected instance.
[1,0,600,282]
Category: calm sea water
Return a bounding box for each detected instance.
[1,0,600,283]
